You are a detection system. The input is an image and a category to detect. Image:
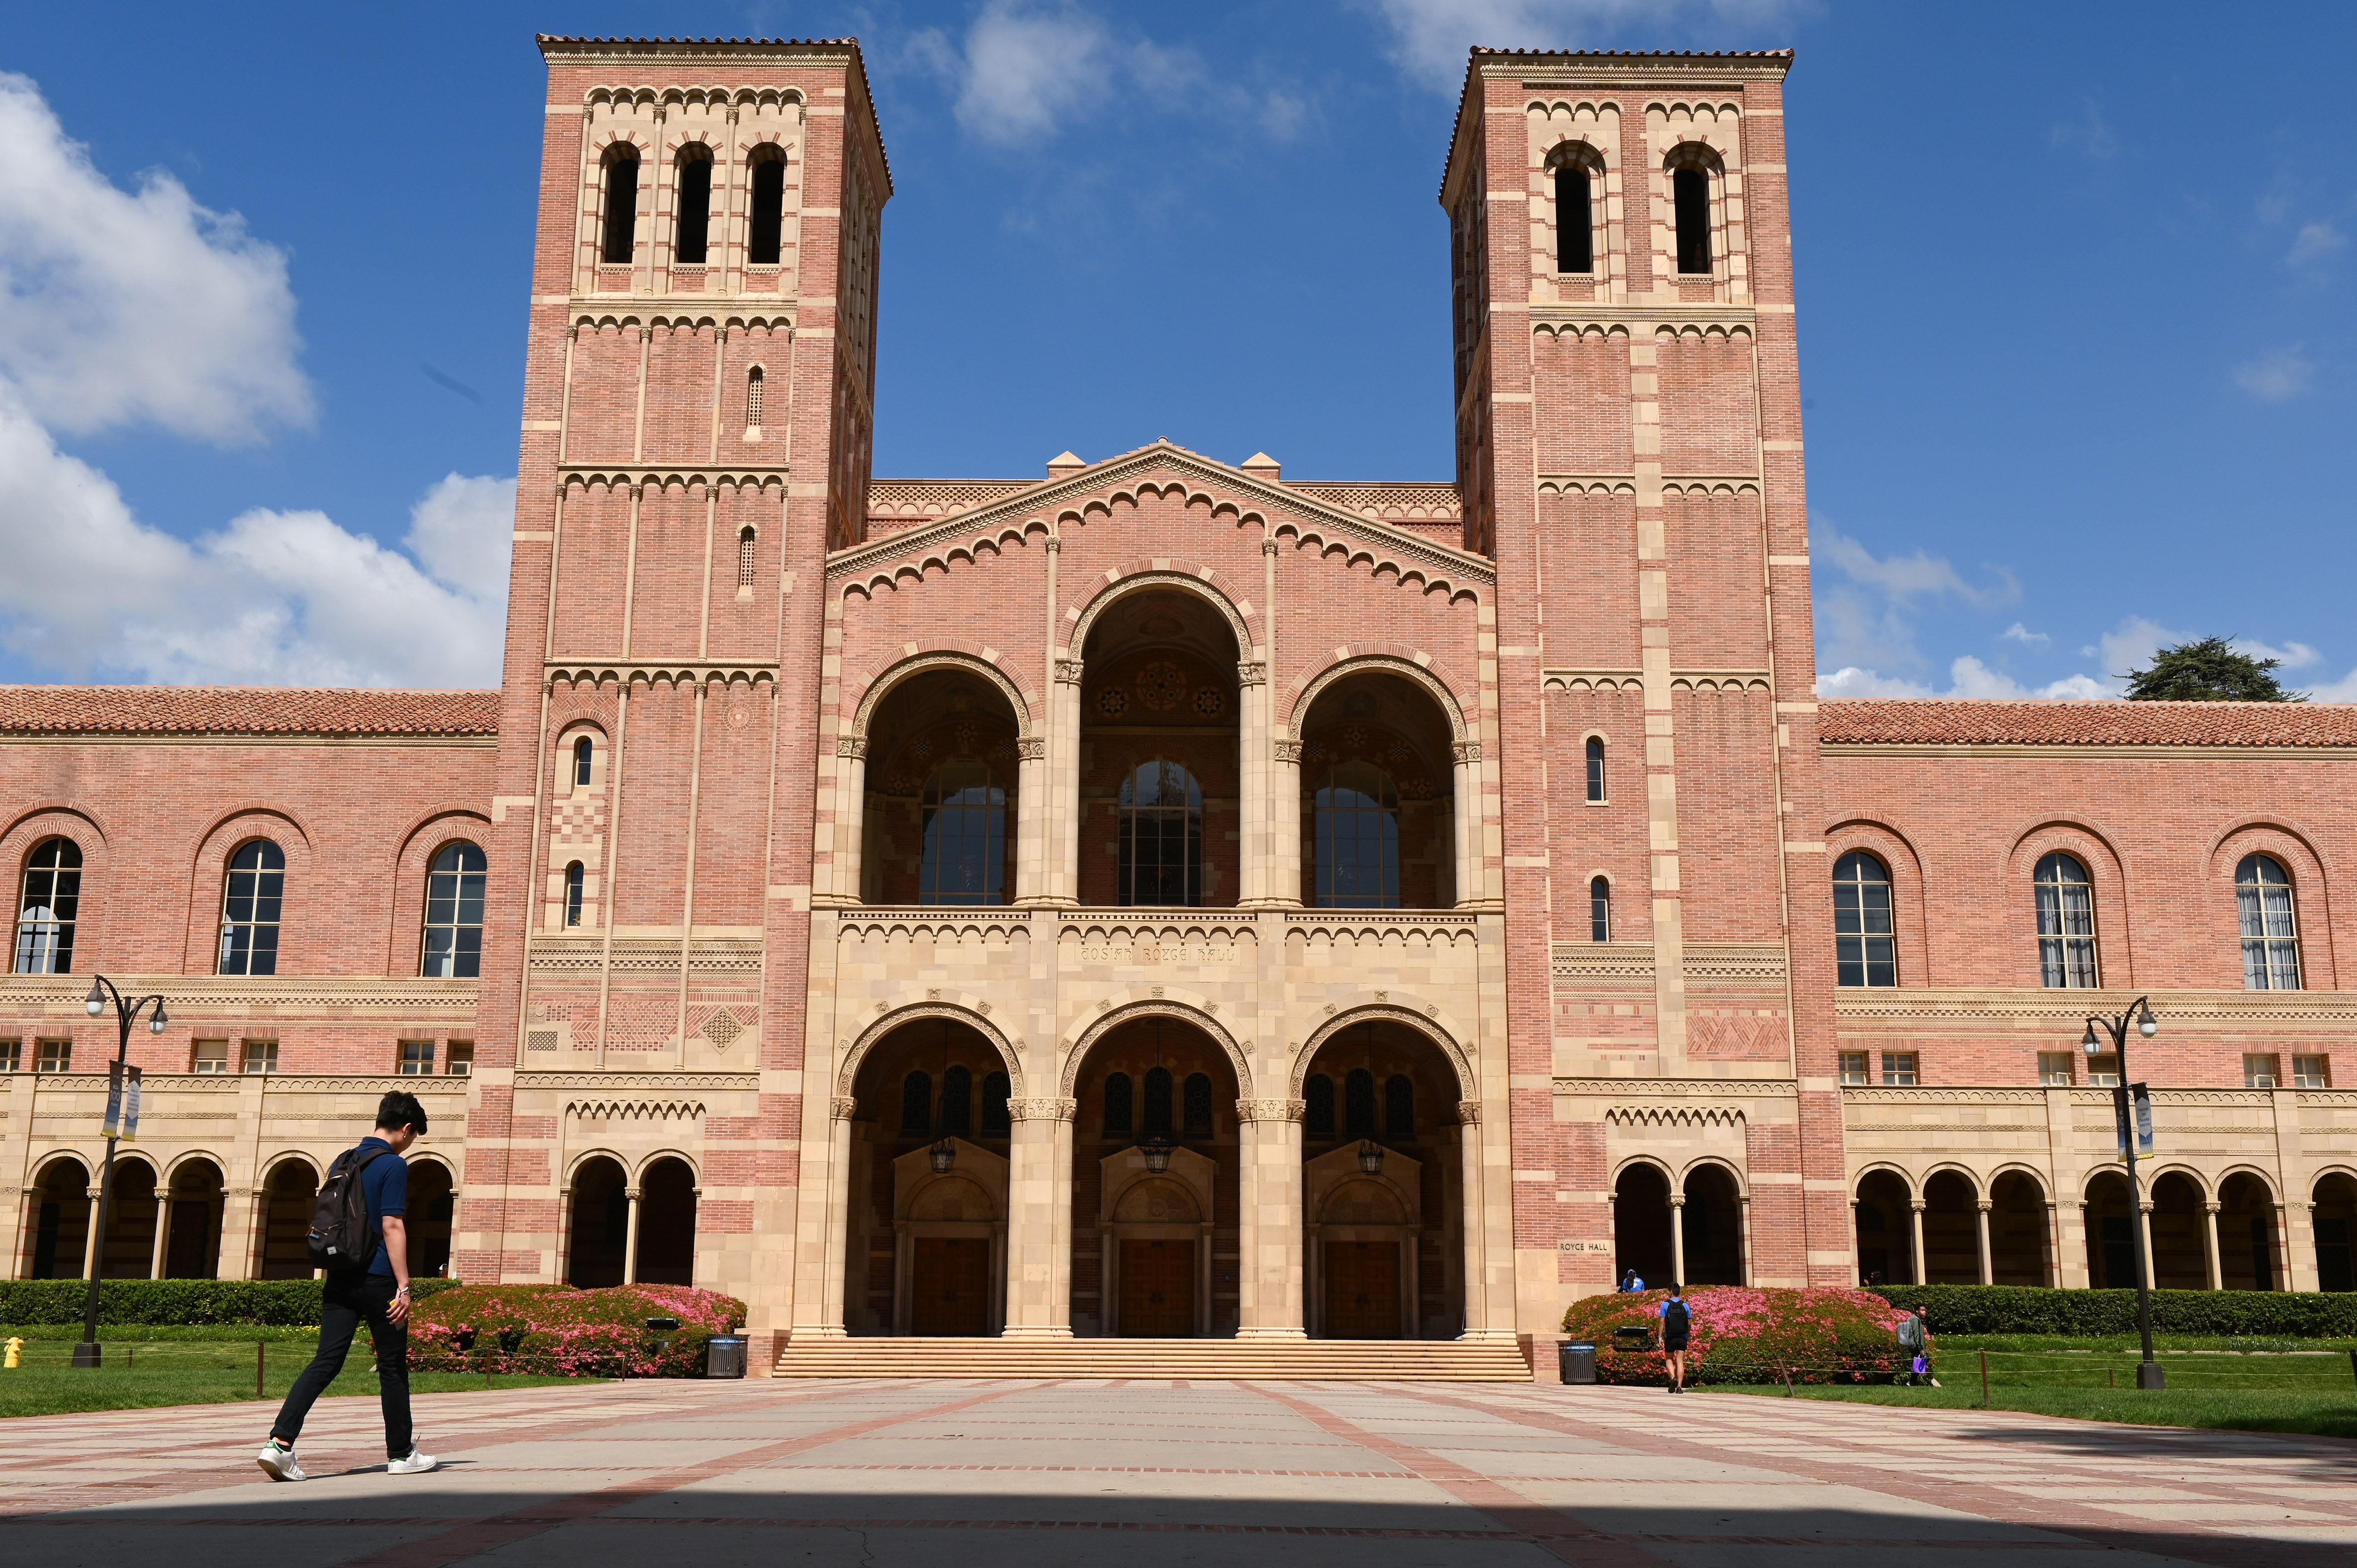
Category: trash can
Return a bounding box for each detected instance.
[1558,1341,1597,1385]
[1612,1324,1656,1354]
[705,1335,748,1379]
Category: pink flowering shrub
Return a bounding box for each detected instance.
[1560,1286,1921,1386]
[409,1283,748,1378]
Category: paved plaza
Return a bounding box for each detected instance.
[2,1379,2353,1566]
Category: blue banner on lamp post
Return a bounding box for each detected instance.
[102,1062,143,1143]
[2113,1082,2153,1158]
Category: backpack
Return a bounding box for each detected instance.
[1662,1298,1690,1336]
[1896,1314,1925,1350]
[308,1144,390,1272]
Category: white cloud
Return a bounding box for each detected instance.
[1819,657,2106,702]
[2234,637,2319,670]
[2093,615,2181,685]
[1810,519,2019,675]
[2233,343,2316,402]
[1361,0,1810,93]
[2047,97,2117,161]
[2000,622,2050,646]
[2300,667,2357,703]
[2287,221,2346,269]
[0,72,309,443]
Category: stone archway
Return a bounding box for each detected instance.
[1853,1169,1912,1287]
[162,1159,225,1280]
[1680,1163,1744,1286]
[566,1156,628,1288]
[25,1157,89,1279]
[2218,1172,2278,1291]
[256,1160,317,1280]
[1614,1162,1674,1288]
[1921,1170,1980,1284]
[637,1157,699,1286]
[100,1158,159,1279]
[1989,1171,2050,1287]
[2148,1172,2206,1291]
[2085,1172,2135,1289]
[406,1161,455,1279]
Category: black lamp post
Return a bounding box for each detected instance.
[73,976,170,1369]
[2083,995,2163,1390]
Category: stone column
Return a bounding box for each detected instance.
[1907,1199,1927,1286]
[623,1186,643,1284]
[1004,1096,1076,1338]
[803,1096,858,1339]
[1014,736,1049,904]
[1451,740,1480,909]
[1738,1194,1753,1286]
[1975,1199,1994,1285]
[1668,1194,1686,1284]
[149,1192,171,1280]
[2271,1203,2294,1291]
[2138,1197,2157,1291]
[1848,1198,1863,1285]
[831,740,867,904]
[81,1184,102,1280]
[1236,1098,1307,1340]
[1272,739,1303,908]
[1458,1103,1488,1330]
[2201,1199,2224,1290]
[1052,659,1085,905]
[1236,659,1272,907]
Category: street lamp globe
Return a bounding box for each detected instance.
[2081,1022,2101,1056]
[84,981,105,1017]
[2136,1000,2158,1037]
[148,1005,169,1034]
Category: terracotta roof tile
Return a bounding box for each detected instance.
[1820,699,2357,748]
[0,687,501,738]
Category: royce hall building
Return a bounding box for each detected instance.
[4,37,2351,1374]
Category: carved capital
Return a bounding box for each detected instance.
[1263,537,1280,556]
[1273,739,1303,764]
[1054,658,1086,686]
[835,736,867,759]
[1457,1100,1482,1125]
[830,1095,859,1120]
[1008,1095,1078,1123]
[1015,736,1047,761]
[1043,534,1062,553]
[1236,660,1267,687]
[1452,740,1483,764]
[1236,1097,1306,1124]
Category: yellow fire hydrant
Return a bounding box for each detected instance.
[5,1337,22,1369]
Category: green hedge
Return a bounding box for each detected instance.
[0,1277,464,1326]
[1869,1284,2357,1338]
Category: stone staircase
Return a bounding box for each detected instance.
[770,1334,1533,1381]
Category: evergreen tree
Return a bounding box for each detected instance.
[2122,637,2303,702]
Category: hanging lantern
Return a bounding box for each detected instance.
[1142,1136,1174,1174]
[929,1138,956,1174]
[1357,1139,1386,1175]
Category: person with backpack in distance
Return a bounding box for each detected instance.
[1657,1283,1691,1393]
[257,1091,438,1479]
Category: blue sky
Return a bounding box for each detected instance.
[0,1,2349,695]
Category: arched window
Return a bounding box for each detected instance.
[1119,759,1201,906]
[1589,876,1611,943]
[1832,851,1896,988]
[1312,760,1399,908]
[1182,1071,1213,1137]
[1673,162,1712,274]
[1103,1072,1134,1135]
[745,366,764,427]
[14,837,81,975]
[1143,1065,1174,1136]
[981,1071,1011,1133]
[737,526,758,590]
[2034,852,2099,988]
[1586,735,1607,802]
[218,840,285,977]
[421,842,487,979]
[940,1064,972,1135]
[563,861,585,928]
[747,148,785,266]
[601,147,640,265]
[1555,157,1595,273]
[573,736,593,788]
[1344,1067,1377,1140]
[673,147,712,264]
[919,759,1006,906]
[900,1070,932,1133]
[2237,854,2301,990]
[1384,1074,1415,1140]
[1304,1073,1336,1141]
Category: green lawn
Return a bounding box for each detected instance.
[1,1330,591,1419]
[1715,1342,2357,1438]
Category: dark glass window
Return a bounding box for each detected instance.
[981,1071,1011,1133]
[920,760,1006,905]
[1673,165,1712,274]
[1119,760,1202,906]
[738,525,757,589]
[900,1071,932,1134]
[1103,1072,1133,1135]
[218,840,285,977]
[1590,876,1611,943]
[1344,1068,1377,1140]
[421,841,487,979]
[1182,1072,1212,1137]
[573,736,593,788]
[1384,1074,1415,1141]
[1304,1074,1335,1141]
[564,861,585,928]
[1313,761,1399,909]
[1555,163,1593,272]
[748,152,785,265]
[1143,1065,1174,1136]
[940,1064,972,1135]
[2034,852,2099,988]
[1585,736,1606,802]
[14,838,81,975]
[1832,851,1896,988]
[602,150,640,264]
[673,151,711,264]
[2236,854,2301,990]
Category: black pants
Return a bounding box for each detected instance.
[270,1272,411,1459]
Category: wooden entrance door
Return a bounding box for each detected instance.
[1119,1238,1194,1336]
[1324,1240,1401,1338]
[911,1237,990,1335]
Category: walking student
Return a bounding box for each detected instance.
[1657,1283,1691,1393]
[257,1091,439,1479]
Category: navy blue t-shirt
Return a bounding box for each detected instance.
[351,1137,410,1278]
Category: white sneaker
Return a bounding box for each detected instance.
[387,1447,439,1475]
[257,1442,307,1482]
